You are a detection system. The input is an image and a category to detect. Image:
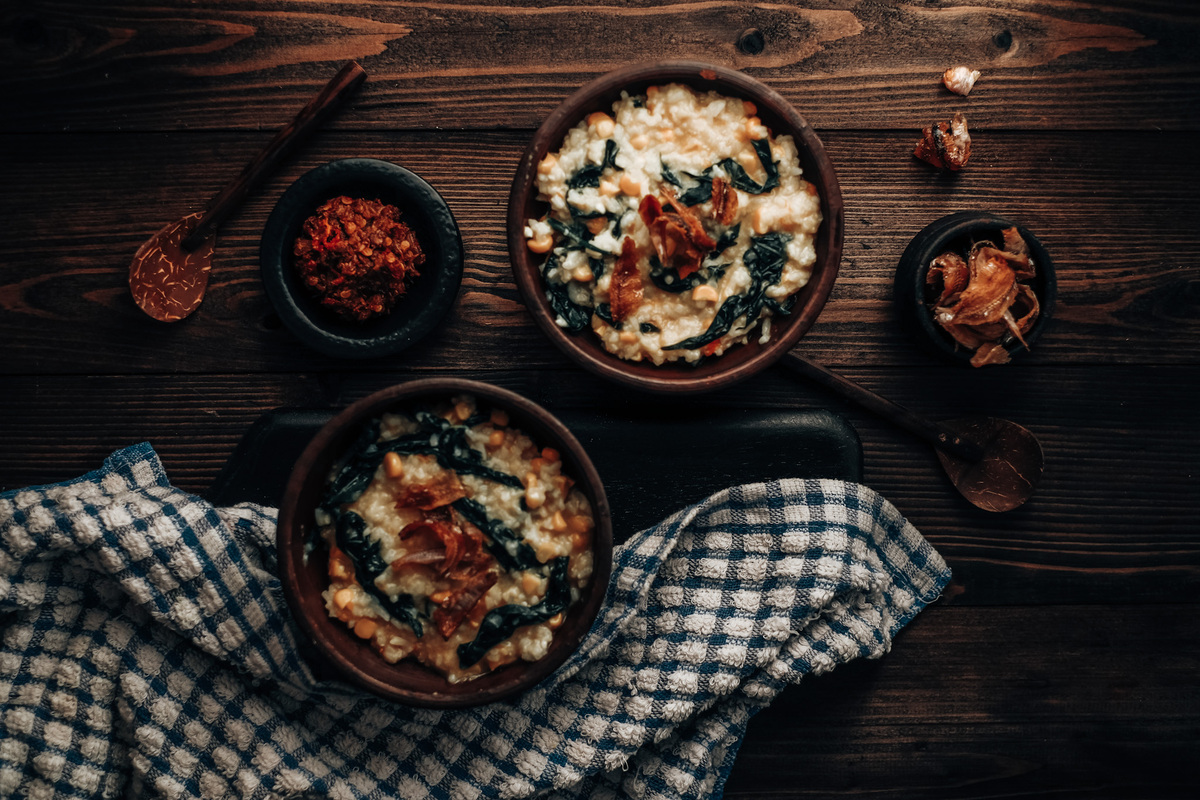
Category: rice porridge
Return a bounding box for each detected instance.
[525,82,822,363]
[315,394,594,683]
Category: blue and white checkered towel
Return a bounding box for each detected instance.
[1,443,949,799]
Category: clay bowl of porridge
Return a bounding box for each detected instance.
[508,61,844,394]
[276,379,612,707]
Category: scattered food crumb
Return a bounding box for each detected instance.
[943,66,981,96]
[913,112,972,171]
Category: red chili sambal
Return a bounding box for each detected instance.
[293,196,425,322]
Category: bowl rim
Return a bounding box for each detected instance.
[260,157,464,359]
[894,210,1057,364]
[507,60,844,395]
[275,378,613,707]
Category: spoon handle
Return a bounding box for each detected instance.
[181,61,368,251]
[781,352,985,462]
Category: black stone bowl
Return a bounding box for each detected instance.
[260,158,463,359]
[894,211,1056,365]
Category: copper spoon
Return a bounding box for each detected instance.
[782,352,1044,512]
[129,61,368,322]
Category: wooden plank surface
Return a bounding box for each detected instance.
[3,0,1199,797]
[6,1,1200,132]
[2,131,1198,374]
[2,366,1197,608]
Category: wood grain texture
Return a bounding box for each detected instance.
[4,1,1199,132]
[725,604,1199,798]
[2,130,1198,374]
[1,366,1196,607]
[2,2,1198,796]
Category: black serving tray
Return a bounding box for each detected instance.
[209,407,863,543]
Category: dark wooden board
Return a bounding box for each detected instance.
[207,406,863,543]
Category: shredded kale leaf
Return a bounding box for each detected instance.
[589,256,607,280]
[648,253,728,295]
[716,138,780,194]
[452,497,540,571]
[335,511,423,636]
[664,232,793,350]
[566,140,620,189]
[541,251,592,334]
[376,412,524,489]
[593,302,618,328]
[458,556,572,668]
[547,217,614,257]
[712,223,741,255]
[662,138,780,207]
[321,418,385,513]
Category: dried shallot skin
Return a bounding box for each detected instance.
[914,112,972,171]
[943,66,981,96]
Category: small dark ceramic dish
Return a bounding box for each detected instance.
[276,379,613,707]
[894,211,1056,365]
[507,61,844,394]
[260,158,463,359]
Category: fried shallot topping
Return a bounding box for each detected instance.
[395,471,468,510]
[914,112,972,171]
[608,235,644,322]
[710,176,739,226]
[927,226,1041,367]
[639,191,717,279]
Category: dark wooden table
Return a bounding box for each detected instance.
[4,2,1198,797]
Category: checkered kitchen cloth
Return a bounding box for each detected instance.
[1,443,950,799]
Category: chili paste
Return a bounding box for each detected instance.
[293,195,424,322]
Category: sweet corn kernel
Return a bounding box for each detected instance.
[487,429,506,448]
[551,510,567,532]
[522,572,542,596]
[537,153,558,176]
[383,451,404,479]
[541,447,560,463]
[619,174,642,197]
[490,409,509,426]
[618,330,639,344]
[525,485,545,509]
[629,133,649,150]
[566,514,592,535]
[527,232,553,253]
[599,179,620,197]
[333,588,354,610]
[692,285,719,303]
[354,618,377,639]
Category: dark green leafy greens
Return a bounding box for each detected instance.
[665,232,794,350]
[547,217,610,256]
[458,556,573,668]
[566,140,620,189]
[661,138,780,206]
[541,251,592,334]
[334,510,423,635]
[452,497,540,571]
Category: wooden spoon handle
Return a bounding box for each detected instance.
[181,61,368,251]
[781,352,985,462]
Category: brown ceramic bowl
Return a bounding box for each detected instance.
[276,379,612,707]
[507,61,844,394]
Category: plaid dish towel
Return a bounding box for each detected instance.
[1,443,949,800]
